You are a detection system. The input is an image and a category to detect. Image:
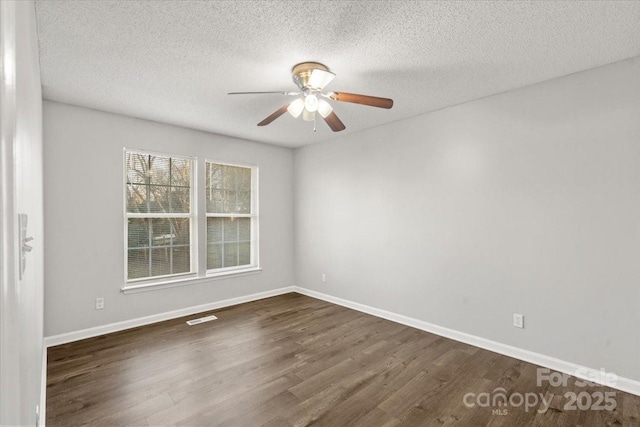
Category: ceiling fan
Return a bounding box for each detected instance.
[229,62,393,132]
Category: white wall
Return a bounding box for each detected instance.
[43,102,294,336]
[0,1,44,424]
[294,57,640,381]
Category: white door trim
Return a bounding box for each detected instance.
[0,1,19,423]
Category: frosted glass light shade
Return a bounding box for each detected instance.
[302,109,315,121]
[318,99,333,118]
[287,98,304,118]
[304,94,319,112]
[307,69,335,90]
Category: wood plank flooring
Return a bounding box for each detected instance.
[47,293,640,426]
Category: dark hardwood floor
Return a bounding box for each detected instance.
[47,293,640,426]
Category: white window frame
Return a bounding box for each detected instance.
[123,148,197,285]
[121,154,262,294]
[205,160,259,276]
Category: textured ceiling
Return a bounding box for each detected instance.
[35,1,640,148]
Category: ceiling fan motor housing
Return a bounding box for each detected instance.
[292,62,330,90]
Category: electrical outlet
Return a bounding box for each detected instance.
[321,273,326,283]
[513,313,524,328]
[95,297,104,310]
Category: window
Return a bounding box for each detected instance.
[125,151,194,281]
[123,152,259,290]
[205,162,257,272]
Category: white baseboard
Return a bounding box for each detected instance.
[44,286,295,347]
[39,345,46,427]
[294,287,640,397]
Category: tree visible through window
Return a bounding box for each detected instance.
[206,162,256,271]
[126,151,193,280]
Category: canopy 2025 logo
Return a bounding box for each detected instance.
[463,368,618,415]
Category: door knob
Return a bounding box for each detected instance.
[18,214,33,279]
[23,237,33,252]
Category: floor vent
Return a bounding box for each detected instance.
[186,315,218,326]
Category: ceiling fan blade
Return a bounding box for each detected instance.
[322,111,346,132]
[328,92,393,109]
[257,105,289,126]
[228,91,299,95]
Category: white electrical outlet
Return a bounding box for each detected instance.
[513,313,524,328]
[321,273,326,283]
[95,297,104,310]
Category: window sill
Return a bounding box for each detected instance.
[121,267,262,294]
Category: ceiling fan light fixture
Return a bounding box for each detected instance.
[304,94,319,112]
[287,98,304,118]
[318,99,333,118]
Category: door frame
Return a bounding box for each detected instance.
[0,1,20,423]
